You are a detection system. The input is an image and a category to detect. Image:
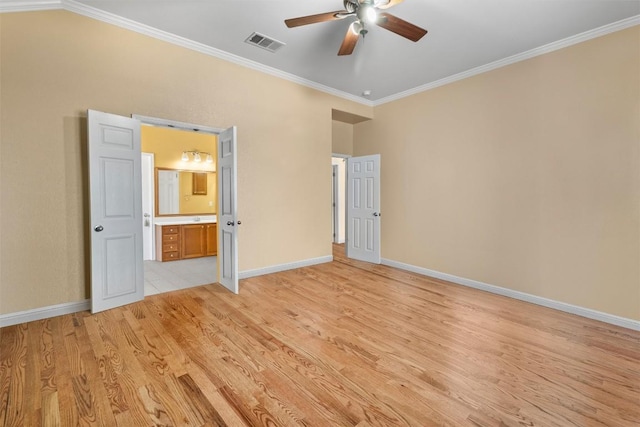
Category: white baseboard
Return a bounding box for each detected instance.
[0,256,334,328]
[0,299,90,328]
[382,258,640,332]
[239,255,333,280]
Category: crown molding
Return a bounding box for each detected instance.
[60,0,374,107]
[1,1,636,107]
[0,0,61,12]
[374,15,640,106]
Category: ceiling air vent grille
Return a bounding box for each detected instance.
[245,32,285,53]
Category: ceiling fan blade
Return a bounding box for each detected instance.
[338,26,359,56]
[377,12,427,42]
[285,10,347,28]
[376,0,404,10]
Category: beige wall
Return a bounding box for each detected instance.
[354,26,640,320]
[0,10,372,314]
[332,120,354,155]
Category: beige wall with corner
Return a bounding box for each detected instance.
[354,26,640,321]
[0,10,372,315]
[1,9,637,326]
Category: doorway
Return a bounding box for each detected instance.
[134,115,238,295]
[331,155,348,244]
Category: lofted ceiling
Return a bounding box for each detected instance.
[3,0,640,104]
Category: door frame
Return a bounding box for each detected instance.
[332,154,349,245]
[132,114,232,286]
[332,164,339,243]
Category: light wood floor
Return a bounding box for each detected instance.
[1,245,639,426]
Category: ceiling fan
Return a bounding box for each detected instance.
[285,0,427,56]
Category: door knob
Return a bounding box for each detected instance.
[373,212,380,217]
[94,225,104,232]
[227,221,234,226]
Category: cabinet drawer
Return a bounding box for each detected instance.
[164,226,179,234]
[163,233,180,243]
[163,243,179,252]
[163,251,180,261]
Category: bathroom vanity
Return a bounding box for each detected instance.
[155,222,217,261]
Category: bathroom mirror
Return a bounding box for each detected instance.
[155,168,216,216]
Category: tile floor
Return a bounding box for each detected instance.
[144,256,218,295]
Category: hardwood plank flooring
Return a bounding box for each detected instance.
[1,244,639,426]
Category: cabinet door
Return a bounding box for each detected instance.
[192,173,207,195]
[206,223,217,256]
[181,224,206,259]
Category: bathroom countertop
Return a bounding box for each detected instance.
[153,215,217,226]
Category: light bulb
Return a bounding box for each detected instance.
[181,151,189,162]
[206,154,213,163]
[362,5,377,24]
[194,152,201,162]
[350,21,363,35]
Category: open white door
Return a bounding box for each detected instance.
[141,152,155,260]
[88,110,144,313]
[346,154,381,264]
[217,126,239,294]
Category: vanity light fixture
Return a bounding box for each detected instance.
[181,150,213,163]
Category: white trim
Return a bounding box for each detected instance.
[374,15,640,106]
[133,114,225,135]
[60,0,372,107]
[0,0,61,13]
[382,258,640,332]
[0,299,90,328]
[239,256,333,280]
[1,2,637,106]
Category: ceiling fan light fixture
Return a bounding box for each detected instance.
[350,20,363,35]
[361,5,377,24]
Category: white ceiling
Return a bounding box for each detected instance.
[3,0,640,103]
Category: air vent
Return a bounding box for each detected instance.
[245,32,285,53]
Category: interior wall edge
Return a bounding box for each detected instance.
[382,258,640,332]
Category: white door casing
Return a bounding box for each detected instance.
[217,126,239,294]
[332,164,339,243]
[88,110,144,313]
[346,154,381,264]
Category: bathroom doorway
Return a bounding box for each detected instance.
[138,117,222,296]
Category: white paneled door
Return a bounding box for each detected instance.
[217,126,239,294]
[88,110,144,313]
[347,154,381,264]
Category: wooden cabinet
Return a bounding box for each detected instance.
[206,223,217,256]
[192,173,207,195]
[155,225,181,261]
[181,224,207,259]
[155,223,217,261]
